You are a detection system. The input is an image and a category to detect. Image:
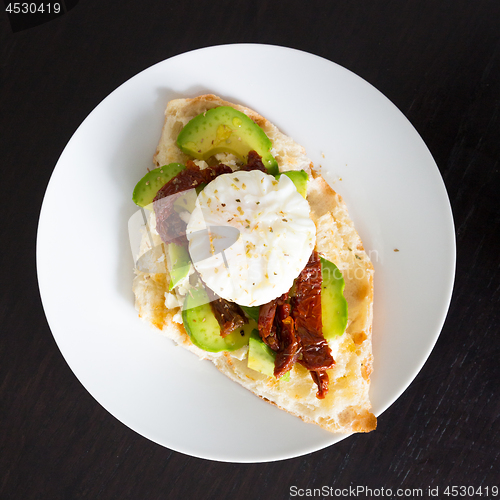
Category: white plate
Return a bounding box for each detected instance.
[37,44,455,462]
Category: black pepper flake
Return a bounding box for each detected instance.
[236,199,241,202]
[221,203,226,207]
[240,330,245,336]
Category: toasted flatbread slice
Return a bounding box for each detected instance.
[133,95,376,433]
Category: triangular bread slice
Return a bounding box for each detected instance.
[133,95,376,433]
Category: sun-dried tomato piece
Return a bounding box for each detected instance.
[274,302,300,379]
[258,300,279,351]
[238,150,267,173]
[292,251,335,397]
[310,370,329,399]
[210,296,248,338]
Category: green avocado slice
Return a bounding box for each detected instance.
[176,106,279,175]
[132,162,186,208]
[182,286,253,352]
[247,334,275,377]
[240,305,260,323]
[247,333,290,381]
[166,242,191,291]
[276,170,308,198]
[320,257,348,339]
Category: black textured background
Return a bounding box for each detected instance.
[1,1,499,498]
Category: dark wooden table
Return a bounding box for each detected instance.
[1,1,499,498]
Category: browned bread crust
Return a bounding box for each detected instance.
[133,95,376,433]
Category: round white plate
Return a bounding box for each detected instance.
[37,44,455,463]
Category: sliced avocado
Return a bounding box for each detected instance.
[247,333,290,381]
[167,242,191,290]
[132,163,186,208]
[248,335,275,376]
[182,286,253,352]
[240,305,260,323]
[177,106,279,175]
[320,257,348,339]
[276,170,308,198]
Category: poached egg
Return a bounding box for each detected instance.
[186,170,316,306]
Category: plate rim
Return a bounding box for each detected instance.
[36,43,456,463]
